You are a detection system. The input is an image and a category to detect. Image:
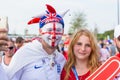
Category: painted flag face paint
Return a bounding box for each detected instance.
[41,22,63,47]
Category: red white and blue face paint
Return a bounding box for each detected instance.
[40,22,63,47]
[27,4,69,47]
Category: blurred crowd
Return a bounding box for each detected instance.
[0,4,119,80]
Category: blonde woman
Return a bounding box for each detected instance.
[61,28,101,80]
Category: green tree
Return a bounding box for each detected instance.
[97,29,114,40]
[68,12,87,34]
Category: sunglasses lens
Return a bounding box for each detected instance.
[9,47,14,50]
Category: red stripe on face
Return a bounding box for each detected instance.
[41,32,63,35]
[40,22,63,47]
[51,23,56,47]
[40,22,63,35]
[52,22,56,38]
[53,22,56,32]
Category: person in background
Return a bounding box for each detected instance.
[114,25,120,56]
[113,25,120,79]
[61,28,101,80]
[0,39,16,72]
[97,38,104,48]
[15,36,24,51]
[99,43,110,64]
[7,4,68,80]
[108,41,116,56]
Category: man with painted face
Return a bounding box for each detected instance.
[7,4,68,80]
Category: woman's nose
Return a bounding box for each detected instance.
[81,45,85,51]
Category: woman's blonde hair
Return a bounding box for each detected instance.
[64,28,100,80]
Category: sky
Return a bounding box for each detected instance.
[0,0,118,35]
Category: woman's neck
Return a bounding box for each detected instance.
[75,59,89,75]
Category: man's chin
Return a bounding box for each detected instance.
[47,43,57,48]
[49,45,57,49]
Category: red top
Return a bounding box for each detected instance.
[116,53,120,58]
[61,68,90,80]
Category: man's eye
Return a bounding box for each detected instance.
[47,28,52,32]
[56,28,62,32]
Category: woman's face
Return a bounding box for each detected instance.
[73,35,92,60]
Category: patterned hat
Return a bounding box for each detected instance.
[28,4,69,28]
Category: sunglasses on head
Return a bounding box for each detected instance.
[8,46,14,50]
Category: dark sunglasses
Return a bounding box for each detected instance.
[8,46,14,50]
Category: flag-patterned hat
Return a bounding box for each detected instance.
[28,4,69,28]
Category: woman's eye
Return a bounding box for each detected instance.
[76,42,82,46]
[86,44,91,47]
